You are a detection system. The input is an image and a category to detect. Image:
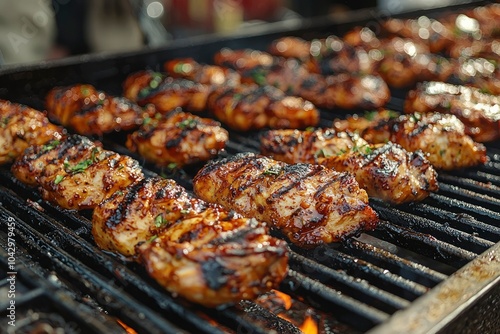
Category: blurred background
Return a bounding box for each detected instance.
[0,0,473,65]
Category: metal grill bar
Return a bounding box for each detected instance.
[293,245,428,299]
[289,251,412,312]
[370,221,476,268]
[342,240,447,287]
[372,204,493,253]
[427,193,500,225]
[396,203,500,242]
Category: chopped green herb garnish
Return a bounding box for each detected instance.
[305,126,315,132]
[81,86,90,96]
[180,209,190,214]
[439,149,446,156]
[148,235,158,243]
[251,69,267,86]
[1,116,10,128]
[263,166,281,176]
[66,159,93,173]
[42,139,60,152]
[54,175,64,185]
[364,146,373,154]
[167,162,178,170]
[116,190,124,196]
[336,148,347,156]
[233,93,242,101]
[364,110,378,121]
[177,118,198,129]
[479,87,492,95]
[315,148,332,158]
[387,110,399,119]
[154,214,168,227]
[143,117,152,126]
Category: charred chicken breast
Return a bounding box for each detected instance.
[45,84,147,136]
[93,177,289,307]
[193,152,379,248]
[206,84,319,131]
[0,100,64,164]
[336,111,487,170]
[12,134,144,210]
[126,110,228,167]
[214,48,390,110]
[123,71,210,113]
[404,81,500,142]
[261,129,438,204]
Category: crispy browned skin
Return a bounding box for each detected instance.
[45,85,146,136]
[338,111,488,171]
[193,152,379,248]
[11,135,144,210]
[164,58,240,86]
[405,81,500,142]
[93,177,289,307]
[261,129,438,204]
[214,48,390,110]
[123,70,210,113]
[207,84,319,131]
[126,110,228,167]
[0,100,64,164]
[453,58,500,95]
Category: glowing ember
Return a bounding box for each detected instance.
[272,289,293,310]
[117,319,138,334]
[299,313,318,334]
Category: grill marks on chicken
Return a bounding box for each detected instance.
[124,69,320,131]
[123,70,211,114]
[46,84,147,135]
[11,134,144,210]
[207,84,319,131]
[336,111,488,170]
[93,177,289,307]
[126,110,228,167]
[193,153,379,248]
[0,100,64,164]
[405,81,500,142]
[214,48,390,110]
[260,129,439,204]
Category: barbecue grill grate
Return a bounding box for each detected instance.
[1,2,499,332]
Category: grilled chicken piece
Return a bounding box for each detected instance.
[452,58,500,95]
[123,70,210,113]
[193,152,379,248]
[214,48,275,71]
[126,110,228,167]
[333,109,401,133]
[269,36,365,75]
[338,112,488,170]
[0,100,64,164]
[45,84,147,136]
[164,58,240,86]
[207,84,319,131]
[214,48,390,110]
[261,129,438,204]
[93,177,289,307]
[11,134,144,210]
[260,128,368,164]
[382,16,454,54]
[404,81,500,142]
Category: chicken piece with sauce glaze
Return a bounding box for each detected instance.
[126,110,228,167]
[11,134,144,210]
[0,100,64,164]
[334,111,488,170]
[193,152,379,248]
[93,177,289,307]
[260,129,438,204]
[45,84,148,136]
